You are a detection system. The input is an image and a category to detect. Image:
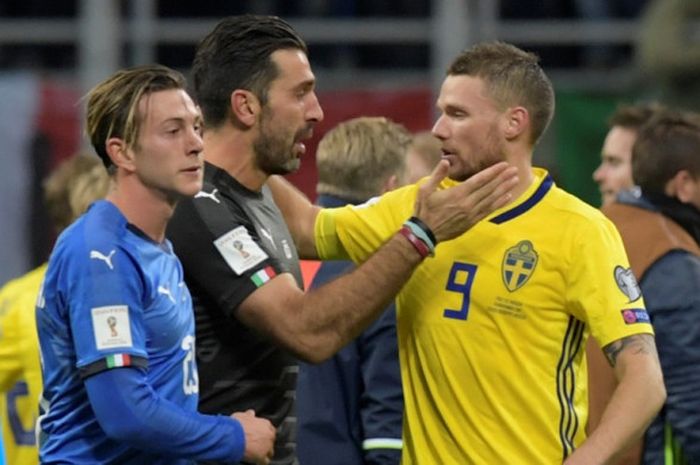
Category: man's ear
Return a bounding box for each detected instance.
[381,174,399,194]
[666,169,698,204]
[231,89,260,128]
[105,138,135,172]
[503,106,529,141]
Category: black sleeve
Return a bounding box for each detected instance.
[167,191,281,316]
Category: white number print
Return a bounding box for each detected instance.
[181,335,199,395]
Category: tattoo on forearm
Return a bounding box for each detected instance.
[603,334,656,367]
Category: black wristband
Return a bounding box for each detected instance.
[408,216,437,246]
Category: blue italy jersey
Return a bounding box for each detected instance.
[36,201,199,464]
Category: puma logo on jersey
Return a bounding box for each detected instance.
[90,250,116,270]
[260,227,277,249]
[178,281,187,302]
[195,188,220,204]
[157,285,176,303]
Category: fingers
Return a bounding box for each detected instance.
[455,162,517,216]
[419,159,450,196]
[427,159,450,188]
[414,159,450,218]
[461,162,515,196]
[417,162,519,243]
[469,164,519,213]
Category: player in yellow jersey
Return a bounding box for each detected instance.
[270,41,666,464]
[0,153,109,465]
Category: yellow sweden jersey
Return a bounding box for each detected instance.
[315,168,653,464]
[0,264,45,465]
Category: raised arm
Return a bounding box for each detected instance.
[268,160,518,258]
[241,161,518,363]
[565,334,665,465]
[267,174,321,259]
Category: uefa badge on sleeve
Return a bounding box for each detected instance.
[621,308,651,325]
[613,265,642,302]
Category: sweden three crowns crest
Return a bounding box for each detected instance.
[502,240,538,292]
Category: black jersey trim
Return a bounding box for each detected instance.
[79,354,148,379]
[490,175,554,224]
[556,316,585,460]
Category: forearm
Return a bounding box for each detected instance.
[570,374,658,464]
[86,367,245,463]
[250,162,518,360]
[566,336,665,465]
[284,233,421,363]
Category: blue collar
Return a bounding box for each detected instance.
[489,174,554,225]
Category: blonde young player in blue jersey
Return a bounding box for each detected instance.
[35,65,275,465]
[0,153,109,465]
[270,42,666,464]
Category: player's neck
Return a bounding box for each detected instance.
[106,181,175,243]
[204,128,268,192]
[505,152,535,203]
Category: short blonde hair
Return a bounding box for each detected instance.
[85,64,186,173]
[43,152,110,233]
[448,41,555,146]
[316,117,411,201]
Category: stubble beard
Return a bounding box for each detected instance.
[252,116,301,176]
[253,133,300,176]
[453,136,507,182]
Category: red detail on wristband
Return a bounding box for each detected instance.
[398,225,430,259]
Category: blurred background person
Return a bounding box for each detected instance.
[587,102,663,465]
[296,116,411,465]
[637,0,700,111]
[598,110,700,465]
[0,152,109,465]
[592,103,664,206]
[0,1,668,285]
[404,130,442,184]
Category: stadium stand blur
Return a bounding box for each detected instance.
[0,0,653,285]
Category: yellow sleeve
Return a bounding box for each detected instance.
[314,184,419,263]
[314,207,351,261]
[566,214,653,347]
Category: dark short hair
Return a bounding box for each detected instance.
[192,15,308,128]
[607,102,665,131]
[85,64,186,171]
[447,41,554,146]
[633,110,700,194]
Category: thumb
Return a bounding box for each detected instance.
[415,159,449,216]
[421,159,449,196]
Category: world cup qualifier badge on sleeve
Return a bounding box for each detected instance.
[214,226,268,275]
[613,265,642,302]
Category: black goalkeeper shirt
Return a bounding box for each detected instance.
[167,161,302,465]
